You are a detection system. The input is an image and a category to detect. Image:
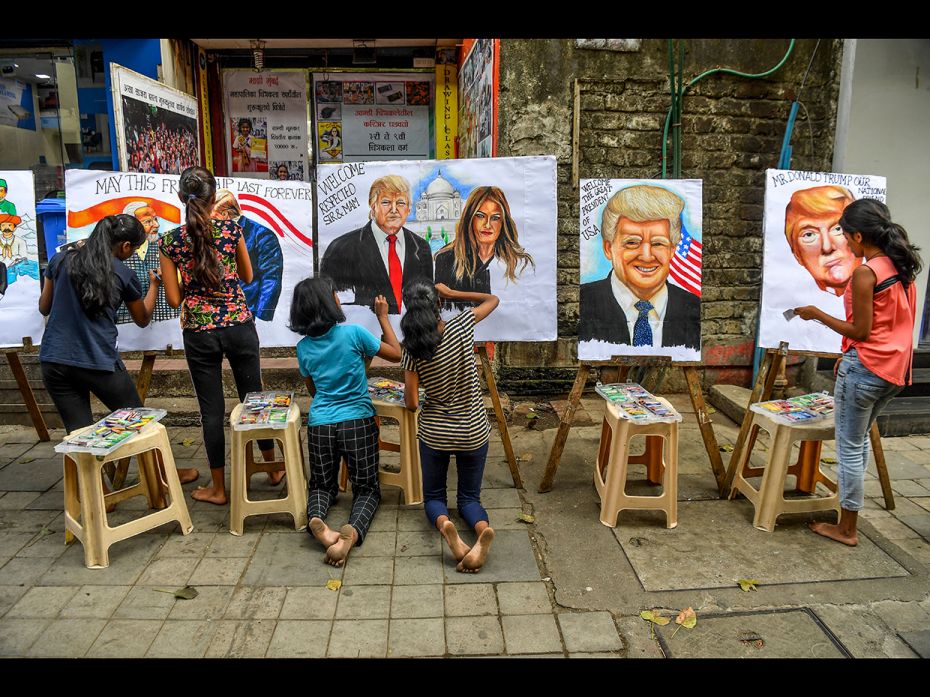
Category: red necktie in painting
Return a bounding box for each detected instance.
[387,234,403,310]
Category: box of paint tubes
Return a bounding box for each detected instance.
[750,392,834,426]
[235,391,295,430]
[594,383,682,423]
[54,408,168,456]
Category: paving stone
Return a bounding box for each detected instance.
[890,538,930,565]
[206,532,260,558]
[1,556,55,585]
[391,583,443,619]
[502,613,563,654]
[388,617,445,657]
[444,583,498,616]
[880,438,919,452]
[558,612,623,652]
[0,532,34,557]
[0,460,63,491]
[137,557,199,586]
[810,604,900,658]
[224,586,286,620]
[865,516,922,540]
[0,618,51,656]
[38,533,164,586]
[0,492,41,509]
[367,507,398,532]
[898,630,930,658]
[0,509,62,533]
[397,508,432,531]
[86,619,162,658]
[900,449,930,464]
[7,586,79,618]
[60,585,131,618]
[328,619,388,657]
[395,530,442,556]
[891,480,930,497]
[207,619,275,657]
[0,585,29,616]
[485,508,530,531]
[242,531,342,586]
[155,533,215,559]
[27,618,106,657]
[872,457,930,480]
[113,585,178,620]
[167,586,235,620]
[147,619,219,657]
[280,586,338,620]
[342,556,394,585]
[568,652,622,658]
[394,555,444,585]
[352,530,396,557]
[871,600,930,632]
[335,585,391,620]
[496,582,552,615]
[896,515,930,538]
[188,557,249,586]
[443,530,541,584]
[266,620,331,657]
[446,615,504,656]
[615,615,662,658]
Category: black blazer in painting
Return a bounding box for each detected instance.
[320,221,434,314]
[578,272,701,350]
[433,248,492,312]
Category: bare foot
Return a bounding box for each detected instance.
[325,524,358,567]
[809,521,858,546]
[457,527,495,573]
[191,485,227,506]
[176,468,200,485]
[309,517,341,549]
[266,470,285,486]
[441,520,471,561]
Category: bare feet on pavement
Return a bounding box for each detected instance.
[309,517,341,548]
[325,524,358,567]
[441,520,471,561]
[191,485,227,505]
[809,521,858,546]
[176,468,199,485]
[266,470,286,486]
[457,527,495,573]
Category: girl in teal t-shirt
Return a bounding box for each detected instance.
[291,277,401,566]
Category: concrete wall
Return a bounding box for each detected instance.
[495,39,842,393]
[833,39,930,347]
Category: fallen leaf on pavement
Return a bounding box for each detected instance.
[737,579,760,592]
[24,526,54,547]
[738,631,765,649]
[675,607,697,629]
[326,579,342,591]
[153,585,199,600]
[517,513,535,524]
[640,610,671,626]
[181,438,195,447]
[820,457,837,465]
[720,444,734,452]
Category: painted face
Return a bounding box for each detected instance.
[277,167,289,180]
[603,217,673,301]
[134,206,159,241]
[239,121,251,136]
[212,193,240,221]
[0,187,6,201]
[470,199,503,252]
[790,213,857,290]
[0,222,15,235]
[372,190,410,235]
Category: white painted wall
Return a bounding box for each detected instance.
[833,39,930,346]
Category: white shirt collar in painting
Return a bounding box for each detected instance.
[610,272,668,346]
[370,219,405,273]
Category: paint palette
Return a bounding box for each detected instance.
[236,391,295,430]
[367,377,425,406]
[750,392,834,426]
[55,408,168,456]
[594,383,682,423]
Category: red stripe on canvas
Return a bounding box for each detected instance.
[240,193,314,247]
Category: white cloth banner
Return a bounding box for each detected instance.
[65,170,313,350]
[316,156,557,342]
[0,171,42,347]
[759,169,888,352]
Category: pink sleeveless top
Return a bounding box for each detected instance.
[842,255,916,386]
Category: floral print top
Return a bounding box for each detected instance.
[159,219,253,331]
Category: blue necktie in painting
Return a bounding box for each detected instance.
[633,300,654,346]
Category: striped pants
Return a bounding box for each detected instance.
[306,417,380,545]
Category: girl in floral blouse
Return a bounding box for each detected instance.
[160,167,277,505]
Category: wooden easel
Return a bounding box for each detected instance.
[721,341,896,510]
[539,357,726,495]
[4,336,50,441]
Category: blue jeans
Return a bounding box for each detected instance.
[419,440,490,529]
[834,348,902,511]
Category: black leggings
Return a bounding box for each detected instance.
[183,321,271,469]
[41,361,143,434]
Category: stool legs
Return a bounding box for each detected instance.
[75,458,110,569]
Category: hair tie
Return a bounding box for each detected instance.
[187,193,197,202]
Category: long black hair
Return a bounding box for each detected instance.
[840,199,923,283]
[68,214,145,318]
[179,166,222,290]
[400,281,442,360]
[288,276,346,337]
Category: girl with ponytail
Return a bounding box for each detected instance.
[160,167,276,505]
[401,282,500,572]
[796,198,922,546]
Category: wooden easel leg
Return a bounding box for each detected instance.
[6,351,50,442]
[869,422,895,511]
[795,440,823,494]
[477,345,522,489]
[683,366,726,495]
[539,364,590,493]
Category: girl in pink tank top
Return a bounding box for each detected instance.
[795,199,922,547]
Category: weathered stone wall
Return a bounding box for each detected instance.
[495,39,842,394]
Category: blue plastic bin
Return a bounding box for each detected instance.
[36,197,66,258]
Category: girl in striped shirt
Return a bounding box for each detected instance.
[401,282,499,572]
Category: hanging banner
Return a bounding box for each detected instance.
[196,48,213,171]
[0,171,42,347]
[759,169,888,353]
[459,39,497,158]
[111,63,200,175]
[579,179,703,363]
[65,170,314,350]
[223,70,309,181]
[317,156,556,342]
[435,64,457,160]
[312,72,434,164]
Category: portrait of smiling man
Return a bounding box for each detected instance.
[579,184,700,350]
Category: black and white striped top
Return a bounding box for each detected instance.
[402,309,491,451]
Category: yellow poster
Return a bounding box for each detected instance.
[435,64,457,160]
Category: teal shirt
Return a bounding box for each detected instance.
[0,199,16,215]
[297,324,381,427]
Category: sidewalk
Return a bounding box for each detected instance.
[0,395,928,658]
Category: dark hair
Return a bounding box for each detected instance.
[288,276,346,337]
[179,166,222,290]
[237,118,251,131]
[400,281,442,360]
[839,199,923,283]
[68,214,146,318]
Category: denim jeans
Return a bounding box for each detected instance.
[419,440,490,529]
[834,348,902,511]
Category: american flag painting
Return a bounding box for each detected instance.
[669,227,702,297]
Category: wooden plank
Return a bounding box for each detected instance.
[869,421,896,511]
[5,351,49,442]
[539,364,590,493]
[477,345,522,489]
[135,352,158,402]
[683,366,727,494]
